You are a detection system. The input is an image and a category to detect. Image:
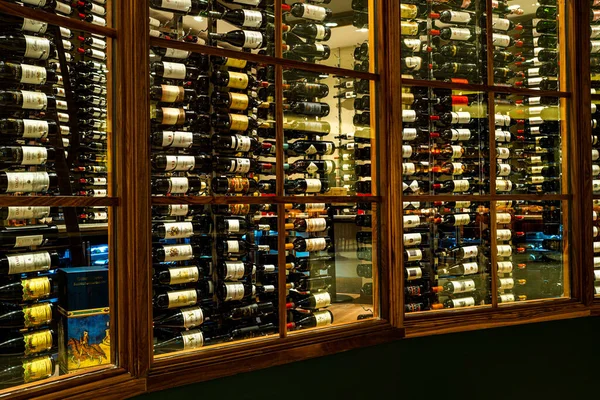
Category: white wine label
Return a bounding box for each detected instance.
[181,306,204,328]
[229,114,249,131]
[6,206,50,220]
[451,279,476,293]
[230,158,251,173]
[403,215,420,228]
[6,172,50,193]
[225,261,246,280]
[495,130,511,142]
[498,278,515,290]
[305,203,326,212]
[402,110,417,123]
[323,161,335,174]
[24,35,50,60]
[168,177,189,194]
[225,282,246,301]
[22,120,49,138]
[232,135,252,153]
[226,219,241,233]
[406,180,420,193]
[181,330,204,350]
[92,212,108,220]
[168,266,199,285]
[594,180,600,192]
[305,179,322,193]
[21,91,47,110]
[462,262,479,275]
[314,24,327,40]
[22,19,47,33]
[7,251,51,274]
[405,248,422,262]
[167,289,197,308]
[403,233,422,246]
[313,292,331,308]
[497,229,513,241]
[452,179,470,192]
[161,0,191,11]
[497,244,513,257]
[56,101,68,111]
[492,17,511,31]
[165,155,195,171]
[20,64,47,84]
[496,147,510,159]
[499,294,517,303]
[453,213,471,226]
[451,129,471,141]
[496,213,512,224]
[22,329,52,355]
[461,245,478,259]
[497,261,513,273]
[451,163,465,175]
[594,242,600,253]
[242,10,263,28]
[160,85,183,103]
[161,108,182,125]
[162,62,186,79]
[400,21,419,36]
[450,145,463,159]
[305,238,327,252]
[449,27,472,40]
[492,33,511,47]
[594,226,599,237]
[592,26,600,39]
[54,1,71,14]
[495,114,510,126]
[593,150,599,161]
[57,112,69,122]
[405,267,422,281]
[163,222,194,239]
[305,218,327,232]
[14,235,44,248]
[497,163,511,176]
[402,128,417,141]
[301,4,328,21]
[21,146,48,165]
[402,163,416,176]
[449,10,471,23]
[226,240,240,253]
[496,179,513,192]
[451,112,471,124]
[455,201,471,208]
[595,269,600,280]
[88,37,107,50]
[530,175,545,184]
[242,30,263,49]
[405,56,422,70]
[451,297,475,308]
[314,310,332,327]
[163,244,193,261]
[403,38,421,52]
[161,131,193,148]
[402,145,413,158]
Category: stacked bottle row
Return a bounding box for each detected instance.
[592,0,600,297]
[403,200,564,313]
[3,0,108,28]
[502,0,559,90]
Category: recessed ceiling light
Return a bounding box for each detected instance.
[325,22,338,27]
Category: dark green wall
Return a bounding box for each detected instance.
[135,317,596,400]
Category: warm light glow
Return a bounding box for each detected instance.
[325,22,338,27]
[356,28,369,32]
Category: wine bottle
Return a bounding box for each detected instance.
[0,206,52,221]
[150,85,196,103]
[152,242,210,263]
[211,92,265,111]
[149,0,208,14]
[0,225,59,248]
[215,216,270,235]
[153,304,214,329]
[150,106,197,126]
[217,261,258,280]
[154,329,229,353]
[228,301,275,320]
[151,131,211,150]
[0,328,55,356]
[288,160,335,175]
[0,33,55,60]
[151,219,212,240]
[285,178,329,194]
[150,61,198,80]
[0,172,58,194]
[0,276,55,302]
[287,309,333,330]
[289,23,331,41]
[153,262,211,286]
[0,355,54,384]
[290,3,332,21]
[217,282,275,302]
[210,30,266,49]
[211,177,260,194]
[216,239,269,256]
[0,146,55,166]
[151,154,211,173]
[0,90,56,110]
[285,43,331,60]
[153,282,214,309]
[209,9,273,29]
[0,62,57,85]
[284,101,330,117]
[0,118,57,139]
[0,301,53,329]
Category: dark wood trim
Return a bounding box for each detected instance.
[146,321,403,393]
[0,196,119,206]
[401,78,572,98]
[150,195,382,204]
[149,37,379,81]
[115,0,152,378]
[0,368,139,400]
[404,301,590,337]
[0,1,117,37]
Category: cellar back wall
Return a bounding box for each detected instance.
[135,317,597,400]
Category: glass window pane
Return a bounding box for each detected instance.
[496,199,566,303]
[401,86,490,196]
[281,69,375,197]
[0,206,110,389]
[0,0,111,28]
[494,94,564,195]
[403,201,492,314]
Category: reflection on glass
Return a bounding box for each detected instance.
[0,206,110,389]
[496,200,565,303]
[0,0,109,27]
[403,201,491,313]
[401,87,489,196]
[494,95,562,194]
[281,70,372,196]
